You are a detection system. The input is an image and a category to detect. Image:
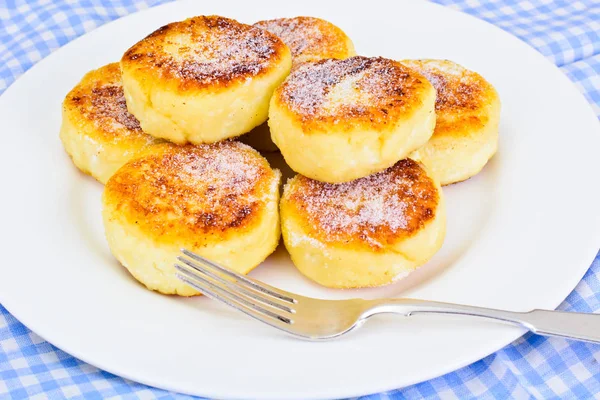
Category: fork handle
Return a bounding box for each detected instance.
[373,299,600,344]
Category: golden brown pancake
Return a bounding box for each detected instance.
[404,59,500,185]
[269,56,436,182]
[120,16,292,144]
[102,142,281,296]
[281,159,446,288]
[60,62,157,183]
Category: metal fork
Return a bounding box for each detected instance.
[175,249,600,342]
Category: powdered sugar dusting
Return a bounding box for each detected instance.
[90,85,142,132]
[174,142,263,197]
[123,16,284,88]
[298,171,408,234]
[402,59,486,112]
[113,142,277,236]
[277,56,422,125]
[287,159,439,248]
[254,17,350,65]
[66,63,153,144]
[255,18,321,58]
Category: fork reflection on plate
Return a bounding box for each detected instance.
[175,249,600,343]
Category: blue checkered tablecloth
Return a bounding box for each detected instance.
[1,0,600,398]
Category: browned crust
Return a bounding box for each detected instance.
[283,159,439,250]
[253,16,354,65]
[121,16,290,92]
[402,59,500,138]
[273,56,434,132]
[104,142,277,244]
[62,63,153,145]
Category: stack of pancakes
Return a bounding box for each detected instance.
[60,14,500,294]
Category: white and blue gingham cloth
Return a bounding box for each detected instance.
[1,1,600,398]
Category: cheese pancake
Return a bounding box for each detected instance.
[269,56,436,182]
[404,59,500,185]
[120,16,292,144]
[102,142,281,296]
[60,63,157,184]
[281,159,445,288]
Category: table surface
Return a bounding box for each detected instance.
[1,0,600,398]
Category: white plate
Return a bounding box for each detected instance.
[1,0,599,399]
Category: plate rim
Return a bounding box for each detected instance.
[1,1,600,399]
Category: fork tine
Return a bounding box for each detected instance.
[175,264,293,325]
[176,256,295,314]
[180,249,297,303]
[176,273,294,334]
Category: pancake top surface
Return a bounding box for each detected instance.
[63,63,153,145]
[284,159,439,250]
[402,59,500,137]
[254,16,353,65]
[104,142,279,243]
[273,56,433,132]
[121,15,290,91]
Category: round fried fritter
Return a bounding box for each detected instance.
[60,63,157,184]
[281,159,446,288]
[404,59,500,185]
[102,142,281,296]
[120,16,292,144]
[269,56,436,182]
